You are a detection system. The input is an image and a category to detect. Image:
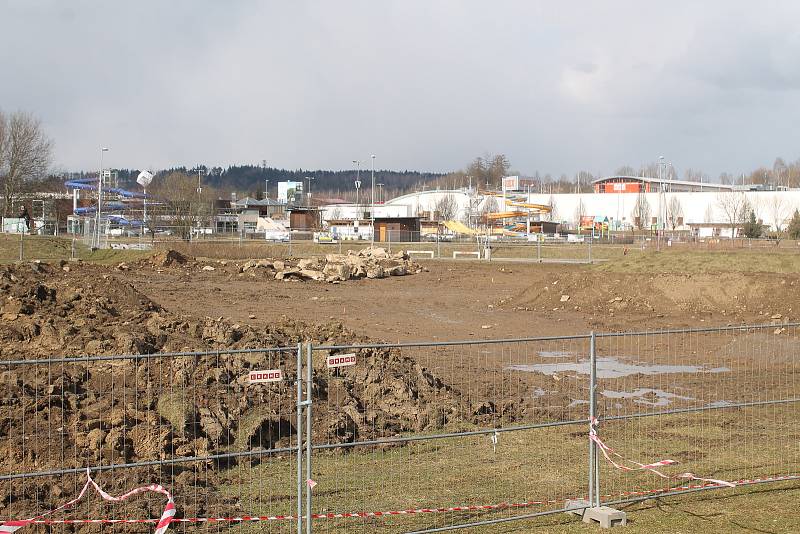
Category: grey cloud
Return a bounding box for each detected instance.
[0,0,799,177]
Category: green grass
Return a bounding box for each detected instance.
[212,407,799,533]
[0,234,152,264]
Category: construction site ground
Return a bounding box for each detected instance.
[1,234,799,533]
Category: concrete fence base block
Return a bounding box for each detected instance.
[582,506,627,528]
[564,499,591,517]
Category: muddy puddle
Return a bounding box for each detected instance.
[508,357,730,379]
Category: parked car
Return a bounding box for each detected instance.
[313,232,338,244]
[265,231,289,242]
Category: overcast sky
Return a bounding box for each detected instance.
[2,1,799,177]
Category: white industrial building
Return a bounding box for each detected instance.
[320,182,799,238]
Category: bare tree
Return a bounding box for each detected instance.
[327,206,343,221]
[704,205,714,223]
[715,192,751,238]
[631,193,651,230]
[150,171,215,239]
[768,194,791,232]
[0,111,53,216]
[434,193,458,221]
[547,194,559,222]
[480,195,498,216]
[666,196,684,230]
[573,198,586,229]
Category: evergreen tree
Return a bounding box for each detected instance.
[787,209,800,239]
[742,210,763,238]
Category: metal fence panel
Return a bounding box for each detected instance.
[592,325,800,507]
[0,325,798,533]
[0,347,303,533]
[307,336,593,532]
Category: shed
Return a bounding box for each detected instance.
[373,216,422,242]
[289,207,321,230]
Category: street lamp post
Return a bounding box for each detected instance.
[353,160,362,216]
[304,176,315,206]
[370,155,376,246]
[354,179,362,231]
[196,167,204,199]
[94,147,109,249]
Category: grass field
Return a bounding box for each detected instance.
[206,406,799,533]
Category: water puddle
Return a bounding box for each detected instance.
[705,400,734,408]
[508,357,730,379]
[601,388,694,407]
[538,350,573,358]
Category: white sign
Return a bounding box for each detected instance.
[502,175,519,191]
[326,353,357,368]
[278,181,303,202]
[248,369,284,383]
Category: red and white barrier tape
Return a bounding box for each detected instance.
[1,468,793,528]
[0,469,175,534]
[589,417,735,488]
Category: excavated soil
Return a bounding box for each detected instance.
[2,253,800,521]
[0,259,463,520]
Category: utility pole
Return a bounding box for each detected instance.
[94,147,109,249]
[370,155,376,247]
[262,159,268,200]
[304,176,315,207]
[353,160,362,217]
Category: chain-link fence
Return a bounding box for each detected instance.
[0,325,798,532]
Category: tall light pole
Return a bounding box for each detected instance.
[262,159,269,200]
[370,154,376,246]
[304,176,315,206]
[354,179,362,223]
[94,146,109,248]
[353,160,362,216]
[196,166,205,205]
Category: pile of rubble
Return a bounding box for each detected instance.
[0,259,462,455]
[239,247,426,282]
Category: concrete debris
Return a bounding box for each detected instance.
[269,247,423,284]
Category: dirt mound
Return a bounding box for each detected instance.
[504,270,799,326]
[149,249,191,267]
[0,260,464,516]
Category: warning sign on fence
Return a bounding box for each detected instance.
[248,369,283,383]
[326,353,357,368]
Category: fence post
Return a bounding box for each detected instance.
[296,343,304,534]
[588,331,600,507]
[537,235,542,263]
[588,235,593,264]
[305,341,313,534]
[19,231,23,261]
[71,238,76,260]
